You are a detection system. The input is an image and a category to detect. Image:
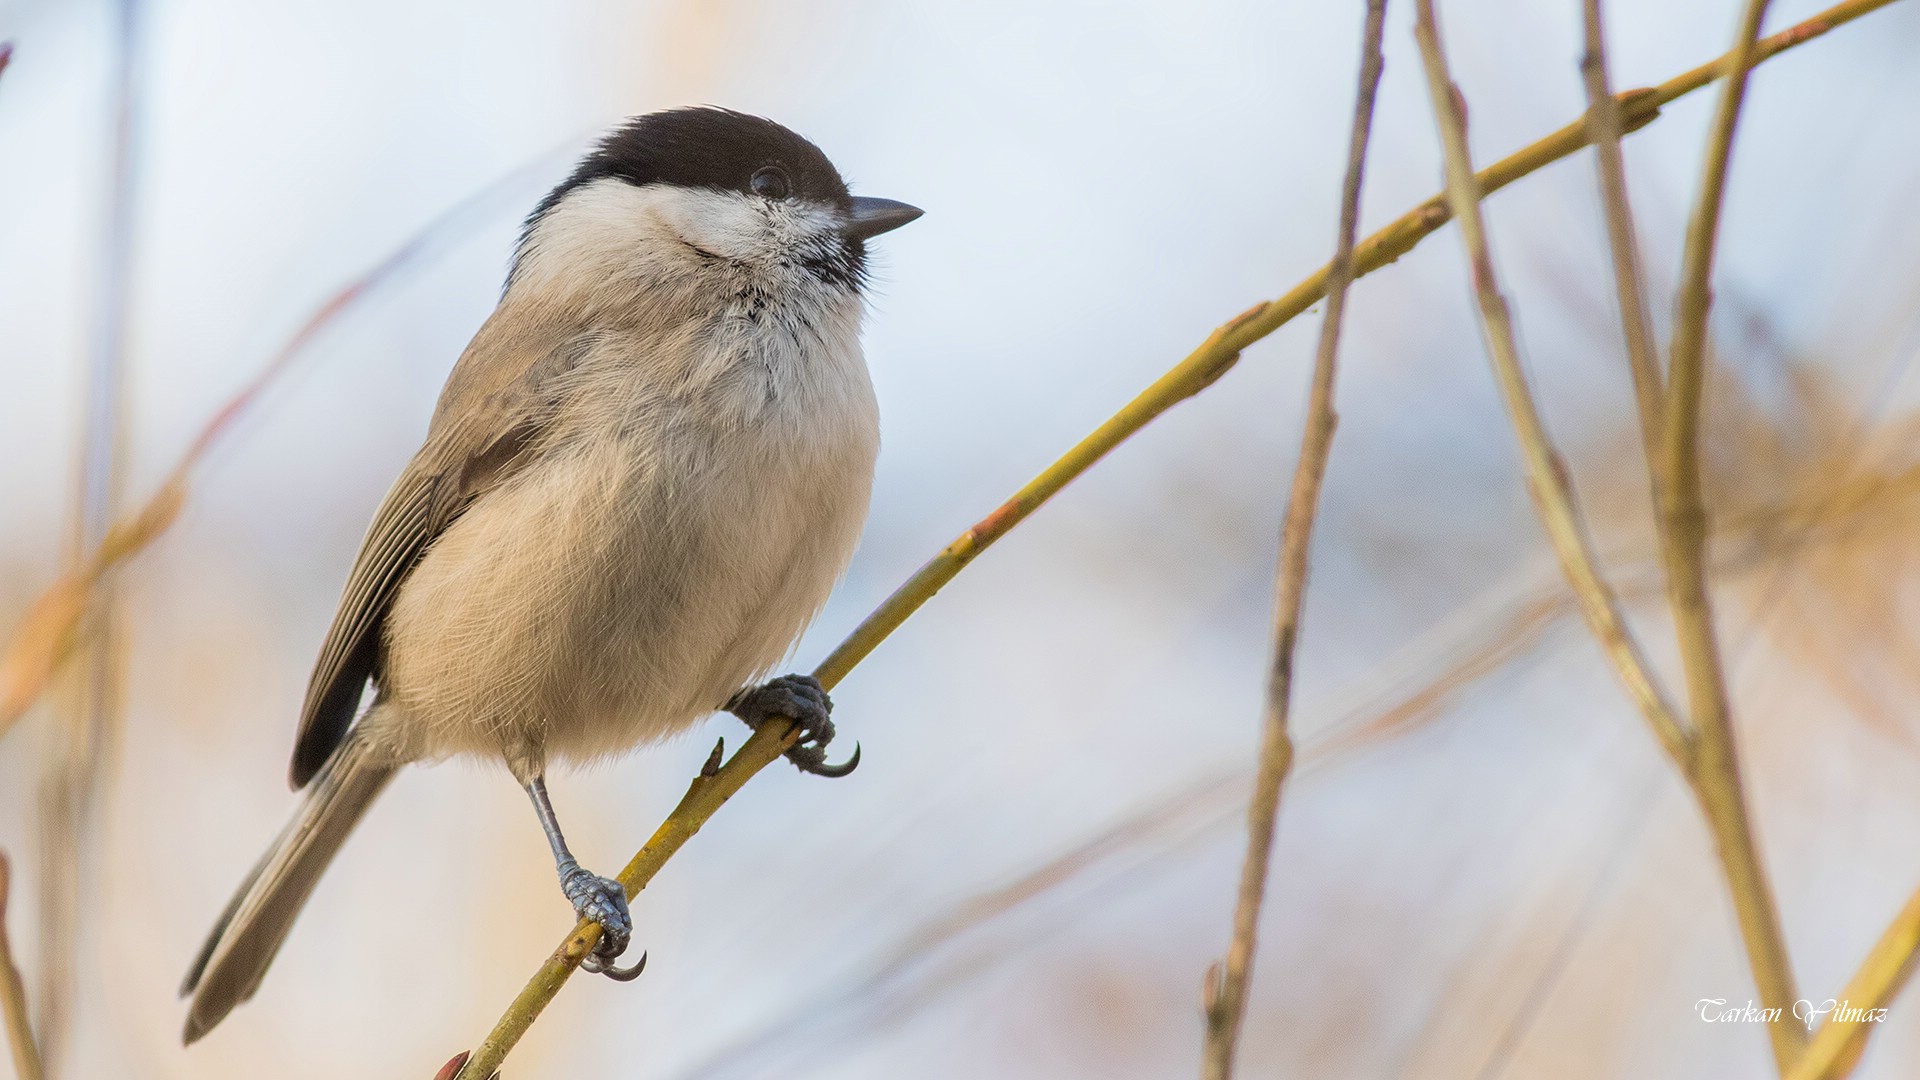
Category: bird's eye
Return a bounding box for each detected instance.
[750,166,791,201]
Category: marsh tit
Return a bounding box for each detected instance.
[180,108,920,1043]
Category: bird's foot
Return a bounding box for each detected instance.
[559,863,645,981]
[727,673,860,778]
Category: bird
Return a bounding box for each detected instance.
[179,107,921,1044]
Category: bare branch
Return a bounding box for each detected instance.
[1784,883,1920,1080]
[0,853,44,1080]
[1201,2,1388,1076]
[1657,1,1807,1069]
[39,1,145,1061]
[1412,0,1687,759]
[1580,0,1667,480]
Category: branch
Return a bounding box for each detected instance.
[0,853,44,1080]
[1783,882,1920,1080]
[39,4,143,1056]
[1413,0,1686,758]
[1658,1,1807,1070]
[1201,2,1388,1077]
[1429,0,1816,1066]
[1580,0,1667,479]
[1423,0,1816,1067]
[450,2,1902,1073]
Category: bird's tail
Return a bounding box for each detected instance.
[180,732,396,1044]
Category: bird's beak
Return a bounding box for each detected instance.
[842,196,923,241]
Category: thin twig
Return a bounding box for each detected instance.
[1412,0,1687,759]
[1782,882,1920,1080]
[1659,1,1806,1070]
[1580,0,1667,482]
[1441,0,1813,1066]
[451,3,1900,1072]
[40,2,142,1066]
[1201,3,1388,1077]
[0,854,44,1080]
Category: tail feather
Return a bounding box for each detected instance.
[181,734,395,1044]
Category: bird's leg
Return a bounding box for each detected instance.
[524,776,645,981]
[725,673,860,777]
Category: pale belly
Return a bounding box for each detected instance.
[372,423,873,776]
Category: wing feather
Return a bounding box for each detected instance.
[286,322,578,788]
[288,472,441,787]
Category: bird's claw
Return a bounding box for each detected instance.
[582,950,647,981]
[728,674,860,778]
[785,739,861,777]
[560,864,640,981]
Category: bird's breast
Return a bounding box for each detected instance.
[380,307,879,770]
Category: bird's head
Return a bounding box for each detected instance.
[511,108,921,305]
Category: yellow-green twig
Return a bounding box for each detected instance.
[1783,883,1920,1080]
[452,3,1900,1073]
[0,853,44,1080]
[1201,3,1387,1077]
[1413,0,1687,759]
[1580,0,1667,480]
[1424,0,1815,1067]
[1660,1,1806,1071]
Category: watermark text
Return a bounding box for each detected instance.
[1694,998,1889,1029]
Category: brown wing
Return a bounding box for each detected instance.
[286,468,443,787]
[286,322,581,788]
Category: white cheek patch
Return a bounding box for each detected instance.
[645,185,845,269]
[647,186,773,259]
[514,179,678,294]
[516,178,849,297]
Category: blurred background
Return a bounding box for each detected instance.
[2,0,1919,1076]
